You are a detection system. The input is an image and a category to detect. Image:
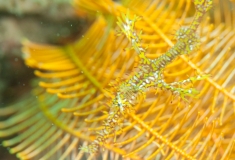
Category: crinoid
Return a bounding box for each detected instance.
[1,0,235,159]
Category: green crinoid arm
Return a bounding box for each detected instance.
[153,0,213,70]
[81,0,213,155]
[117,10,150,65]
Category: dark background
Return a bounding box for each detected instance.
[0,0,88,159]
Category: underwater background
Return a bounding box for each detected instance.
[0,0,84,159]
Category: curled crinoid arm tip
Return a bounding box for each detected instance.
[117,11,141,39]
[190,74,210,83]
[79,145,90,153]
[193,0,213,12]
[167,84,200,101]
[171,74,209,87]
[117,11,149,64]
[80,144,99,154]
